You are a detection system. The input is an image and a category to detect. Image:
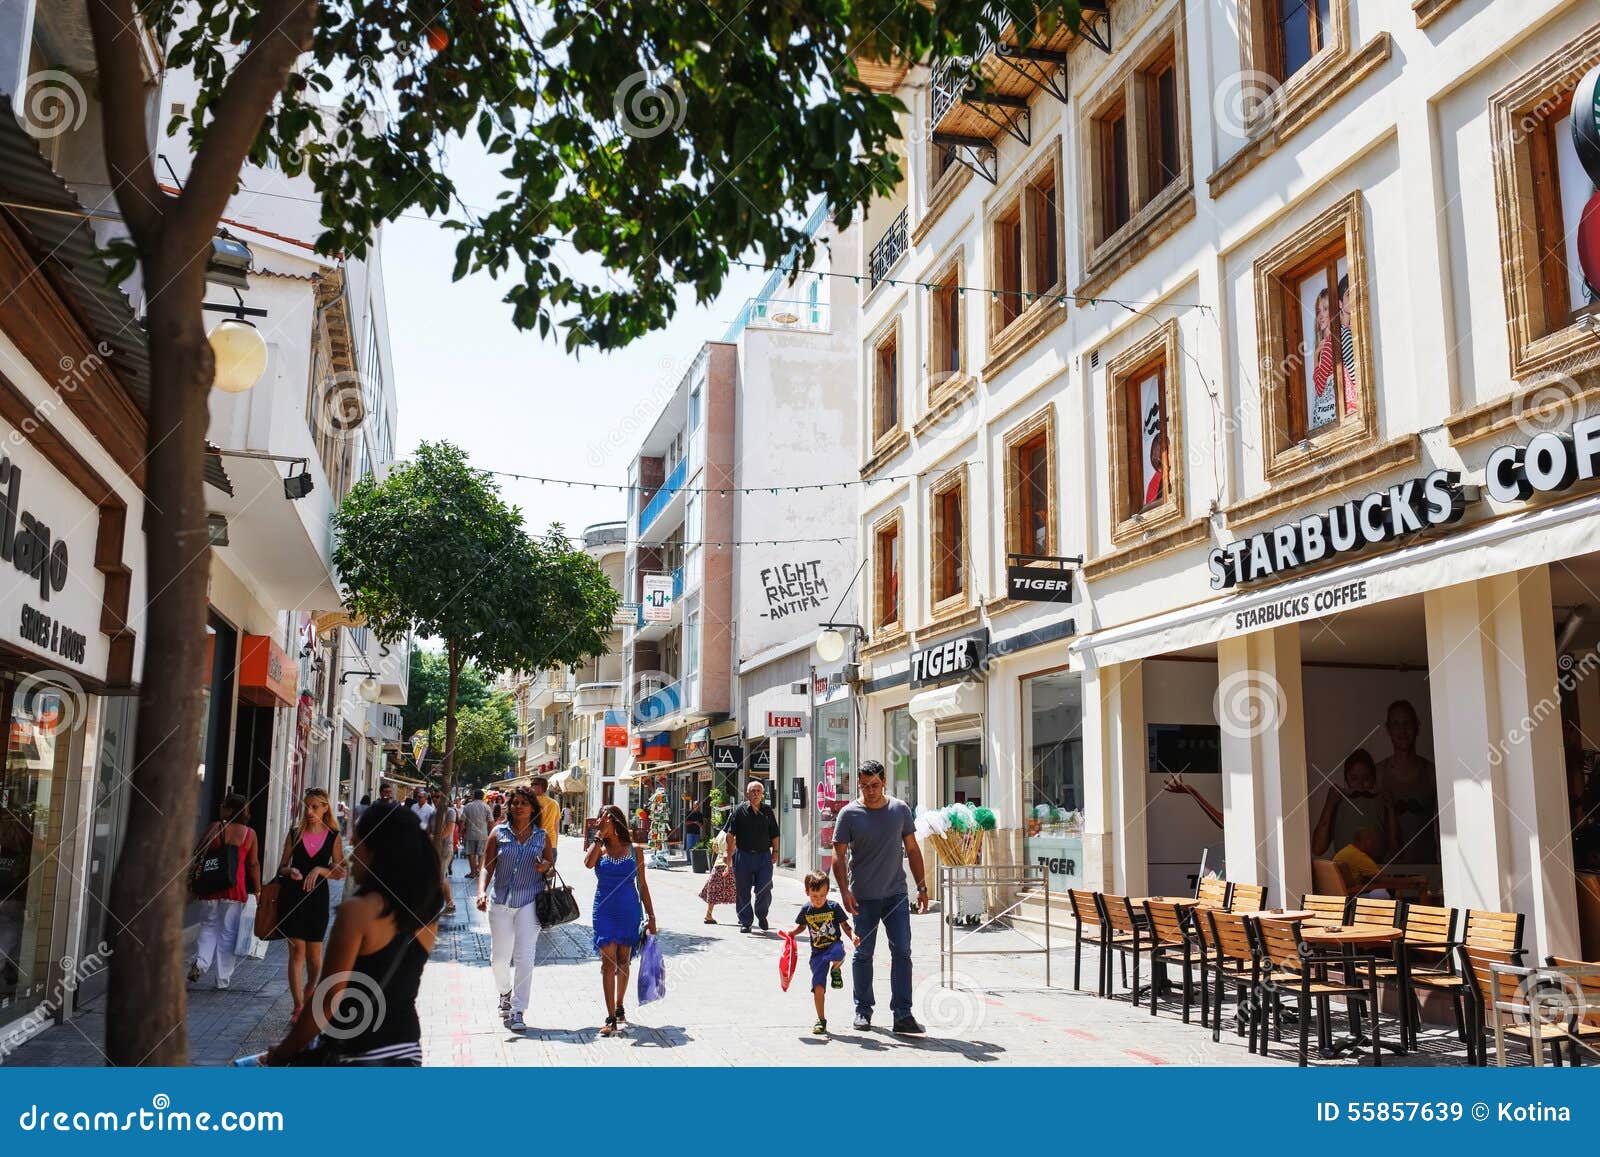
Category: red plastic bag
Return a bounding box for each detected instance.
[778,931,797,992]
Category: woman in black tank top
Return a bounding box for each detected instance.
[264,802,443,1066]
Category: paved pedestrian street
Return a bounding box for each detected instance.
[7,838,1480,1067]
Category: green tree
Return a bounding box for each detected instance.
[333,440,615,854]
[448,695,520,789]
[402,648,495,772]
[87,0,1088,1067]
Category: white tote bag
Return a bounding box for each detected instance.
[235,896,266,958]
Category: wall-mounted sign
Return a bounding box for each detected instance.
[1006,555,1078,603]
[765,710,807,736]
[613,602,641,627]
[684,726,711,759]
[642,575,674,622]
[711,741,742,773]
[238,634,297,707]
[749,746,771,772]
[909,629,989,689]
[603,709,629,748]
[817,757,838,810]
[790,776,806,809]
[1208,469,1468,590]
[0,444,100,676]
[631,730,673,762]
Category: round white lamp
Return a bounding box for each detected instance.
[357,676,381,703]
[815,627,847,663]
[209,318,268,392]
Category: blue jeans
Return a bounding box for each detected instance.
[732,850,773,928]
[852,893,913,1021]
[684,830,699,854]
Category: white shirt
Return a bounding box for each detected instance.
[415,803,436,829]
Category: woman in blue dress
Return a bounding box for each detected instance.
[585,804,657,1036]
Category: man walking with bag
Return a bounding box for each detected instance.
[721,781,779,933]
[832,760,928,1035]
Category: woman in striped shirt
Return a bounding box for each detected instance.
[477,786,553,1031]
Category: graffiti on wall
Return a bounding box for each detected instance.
[759,559,829,620]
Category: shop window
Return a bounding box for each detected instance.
[1490,37,1600,380]
[1252,192,1375,478]
[1023,671,1083,892]
[928,258,964,393]
[873,513,902,632]
[1105,319,1185,542]
[931,468,967,611]
[886,707,918,811]
[1004,407,1057,559]
[987,151,1064,341]
[871,324,900,445]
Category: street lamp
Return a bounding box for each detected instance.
[340,669,382,703]
[815,622,866,662]
[208,318,268,392]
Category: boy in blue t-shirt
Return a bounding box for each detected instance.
[785,870,860,1035]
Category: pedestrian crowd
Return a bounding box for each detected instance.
[190,756,930,1066]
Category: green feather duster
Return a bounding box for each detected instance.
[972,806,997,831]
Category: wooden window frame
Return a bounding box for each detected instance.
[985,147,1065,345]
[872,509,904,634]
[1263,0,1332,85]
[1003,406,1058,560]
[1105,319,1185,543]
[1489,29,1600,382]
[1252,192,1377,481]
[929,465,969,616]
[1237,0,1351,138]
[1078,14,1193,290]
[870,318,903,451]
[926,253,967,404]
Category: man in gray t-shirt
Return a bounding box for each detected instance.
[831,760,928,1035]
[461,790,494,878]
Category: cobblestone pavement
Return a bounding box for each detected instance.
[7,837,1477,1067]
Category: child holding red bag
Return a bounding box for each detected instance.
[784,870,859,1035]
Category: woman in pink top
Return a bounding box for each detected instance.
[273,788,345,1022]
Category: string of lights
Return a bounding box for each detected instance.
[485,466,925,495]
[557,533,851,549]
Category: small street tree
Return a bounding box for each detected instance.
[85,0,1087,1066]
[332,441,616,863]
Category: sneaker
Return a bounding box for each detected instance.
[758,918,769,931]
[830,963,843,990]
[812,1018,828,1035]
[499,991,511,1014]
[508,1012,526,1031]
[215,978,230,991]
[892,1016,926,1036]
[852,1011,871,1031]
[739,925,752,934]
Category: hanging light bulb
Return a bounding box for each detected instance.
[209,318,268,392]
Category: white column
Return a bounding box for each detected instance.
[1080,660,1147,895]
[1425,567,1579,956]
[1216,626,1311,907]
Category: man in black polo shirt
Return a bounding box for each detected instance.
[722,780,780,932]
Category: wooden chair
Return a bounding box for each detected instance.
[1301,893,1353,925]
[1312,857,1352,896]
[1229,883,1269,913]
[1459,948,1574,1065]
[1545,955,1600,1064]
[1386,903,1463,1049]
[1463,908,1526,962]
[1204,910,1261,1047]
[1195,877,1231,909]
[1068,889,1108,996]
[1144,900,1198,1023]
[1351,897,1400,928]
[1096,893,1145,1005]
[1254,917,1386,1066]
[1190,904,1219,1027]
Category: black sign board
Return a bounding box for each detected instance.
[749,747,771,772]
[909,629,989,689]
[1006,554,1077,603]
[711,741,742,774]
[790,777,806,809]
[1146,723,1222,776]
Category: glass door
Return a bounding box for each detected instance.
[815,700,853,873]
[776,738,796,866]
[938,739,984,806]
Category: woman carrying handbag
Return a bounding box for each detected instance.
[189,793,261,989]
[477,787,552,1031]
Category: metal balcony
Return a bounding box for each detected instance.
[632,678,682,726]
[638,457,687,536]
[869,209,908,289]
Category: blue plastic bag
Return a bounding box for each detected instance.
[636,934,666,1004]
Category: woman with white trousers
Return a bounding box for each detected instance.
[476,786,551,1031]
[190,792,261,988]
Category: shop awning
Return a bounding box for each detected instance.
[1072,491,1600,667]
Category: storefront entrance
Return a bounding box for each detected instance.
[774,737,797,867]
[938,736,984,806]
[1022,672,1083,892]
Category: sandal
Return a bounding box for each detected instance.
[703,916,716,924]
[289,1004,303,1025]
[599,1017,617,1038]
[614,1004,627,1023]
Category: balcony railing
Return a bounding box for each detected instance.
[869,208,908,289]
[729,296,830,337]
[930,56,970,128]
[632,678,682,725]
[671,565,684,602]
[638,457,687,535]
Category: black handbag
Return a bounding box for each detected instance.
[193,826,240,895]
[535,870,580,927]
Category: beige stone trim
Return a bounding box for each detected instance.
[1105,318,1186,546]
[1001,403,1060,563]
[928,463,971,617]
[861,426,911,478]
[913,165,974,246]
[1223,434,1422,529]
[871,507,905,635]
[913,373,976,437]
[1412,0,1464,29]
[1083,516,1210,581]
[1446,368,1600,447]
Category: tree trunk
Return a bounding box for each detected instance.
[434,642,462,865]
[105,259,213,1066]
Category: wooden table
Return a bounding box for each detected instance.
[1255,909,1317,922]
[1133,896,1204,908]
[1296,924,1405,1057]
